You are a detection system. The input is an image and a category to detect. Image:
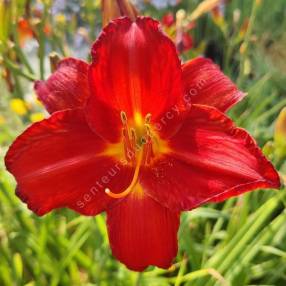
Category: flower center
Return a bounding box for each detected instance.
[105,111,154,199]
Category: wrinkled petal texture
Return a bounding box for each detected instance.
[5,109,133,216]
[107,187,180,271]
[34,58,89,113]
[182,57,246,112]
[142,105,280,211]
[87,17,183,142]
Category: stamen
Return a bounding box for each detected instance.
[105,150,143,199]
[145,124,152,137]
[122,128,132,161]
[142,123,153,165]
[142,141,151,165]
[120,111,127,125]
[145,113,152,124]
[130,128,136,149]
[141,136,147,145]
[121,111,133,161]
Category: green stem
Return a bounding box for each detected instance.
[3,57,37,81]
[11,23,35,74]
[135,272,143,286]
[237,0,259,87]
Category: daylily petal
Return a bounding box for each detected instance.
[142,105,280,211]
[87,16,183,142]
[34,58,89,114]
[107,186,180,271]
[182,57,246,112]
[5,109,133,216]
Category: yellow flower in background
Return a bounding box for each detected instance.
[30,112,45,123]
[10,98,28,116]
[274,107,286,159]
[55,13,66,25]
[282,174,286,187]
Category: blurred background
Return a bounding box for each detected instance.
[0,0,286,285]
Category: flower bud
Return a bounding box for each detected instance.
[102,0,138,27]
[274,107,286,158]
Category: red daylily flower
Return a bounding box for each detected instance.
[5,17,280,271]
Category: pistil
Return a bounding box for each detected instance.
[105,149,143,198]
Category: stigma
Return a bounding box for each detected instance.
[105,111,154,199]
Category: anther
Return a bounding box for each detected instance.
[130,128,136,148]
[145,113,152,124]
[120,111,127,124]
[141,136,147,145]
